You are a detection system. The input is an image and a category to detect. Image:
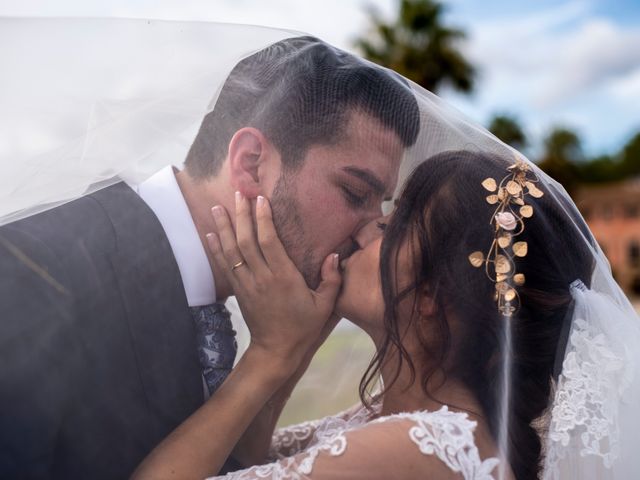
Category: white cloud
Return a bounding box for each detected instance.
[535,19,640,106]
[459,3,640,108]
[606,65,640,101]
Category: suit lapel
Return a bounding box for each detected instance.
[92,183,203,427]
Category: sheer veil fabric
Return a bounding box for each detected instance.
[2,18,639,479]
[0,19,297,225]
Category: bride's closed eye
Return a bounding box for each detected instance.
[376,221,387,232]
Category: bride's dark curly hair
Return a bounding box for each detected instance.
[359,150,595,480]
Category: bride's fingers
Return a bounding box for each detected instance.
[313,252,342,311]
[211,205,253,284]
[255,196,295,273]
[206,232,241,293]
[234,192,270,277]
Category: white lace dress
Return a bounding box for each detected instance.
[208,401,500,479]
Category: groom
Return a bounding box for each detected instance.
[0,36,419,479]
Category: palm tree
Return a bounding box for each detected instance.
[488,114,527,150]
[355,0,475,94]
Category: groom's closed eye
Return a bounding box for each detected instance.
[339,166,390,209]
[340,184,370,208]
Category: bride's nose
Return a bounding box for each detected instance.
[353,216,387,250]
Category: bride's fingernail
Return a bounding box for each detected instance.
[333,253,339,269]
[235,191,242,206]
[257,195,265,208]
[212,206,224,218]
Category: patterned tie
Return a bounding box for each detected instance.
[191,303,238,395]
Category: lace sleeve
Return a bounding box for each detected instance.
[267,403,367,460]
[209,407,501,480]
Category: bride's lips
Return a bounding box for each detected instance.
[340,249,360,271]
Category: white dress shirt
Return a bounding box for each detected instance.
[129,166,250,377]
[132,166,216,307]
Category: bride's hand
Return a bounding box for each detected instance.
[207,192,342,369]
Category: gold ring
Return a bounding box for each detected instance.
[231,260,246,271]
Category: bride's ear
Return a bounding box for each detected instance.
[227,127,278,198]
[416,285,437,318]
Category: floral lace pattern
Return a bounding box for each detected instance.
[267,418,323,460]
[268,402,378,460]
[236,434,347,479]
[213,403,499,479]
[379,407,500,479]
[546,315,632,477]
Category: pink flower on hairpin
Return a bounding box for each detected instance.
[495,212,517,231]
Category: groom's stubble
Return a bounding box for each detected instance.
[270,171,318,288]
[270,170,358,290]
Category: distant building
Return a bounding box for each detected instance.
[574,178,640,296]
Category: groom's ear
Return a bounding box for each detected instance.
[227,127,277,198]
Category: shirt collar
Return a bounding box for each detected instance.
[133,166,216,306]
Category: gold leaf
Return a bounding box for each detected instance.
[482,178,497,192]
[468,251,484,267]
[498,234,512,249]
[486,194,499,205]
[498,188,506,201]
[514,273,526,285]
[506,180,522,195]
[520,205,534,218]
[526,181,544,198]
[495,254,511,274]
[513,241,528,257]
[497,273,508,282]
[513,197,525,206]
[496,282,510,294]
[505,289,517,302]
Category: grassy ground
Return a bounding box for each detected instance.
[278,326,375,427]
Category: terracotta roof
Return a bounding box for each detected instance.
[574,177,640,207]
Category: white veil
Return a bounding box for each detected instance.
[0,18,297,225]
[2,18,639,479]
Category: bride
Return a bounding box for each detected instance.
[133,149,617,479]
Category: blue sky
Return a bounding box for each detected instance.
[440,0,640,158]
[1,0,638,158]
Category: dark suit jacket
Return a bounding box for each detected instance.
[0,182,205,479]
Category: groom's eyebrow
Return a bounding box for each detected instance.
[341,167,389,199]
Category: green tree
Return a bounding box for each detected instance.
[578,154,622,183]
[620,132,640,178]
[537,127,582,194]
[355,0,475,93]
[574,131,640,184]
[488,114,527,150]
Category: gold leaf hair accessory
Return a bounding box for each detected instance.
[468,156,544,317]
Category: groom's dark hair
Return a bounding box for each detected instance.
[185,36,420,178]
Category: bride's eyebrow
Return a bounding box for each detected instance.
[341,166,387,197]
